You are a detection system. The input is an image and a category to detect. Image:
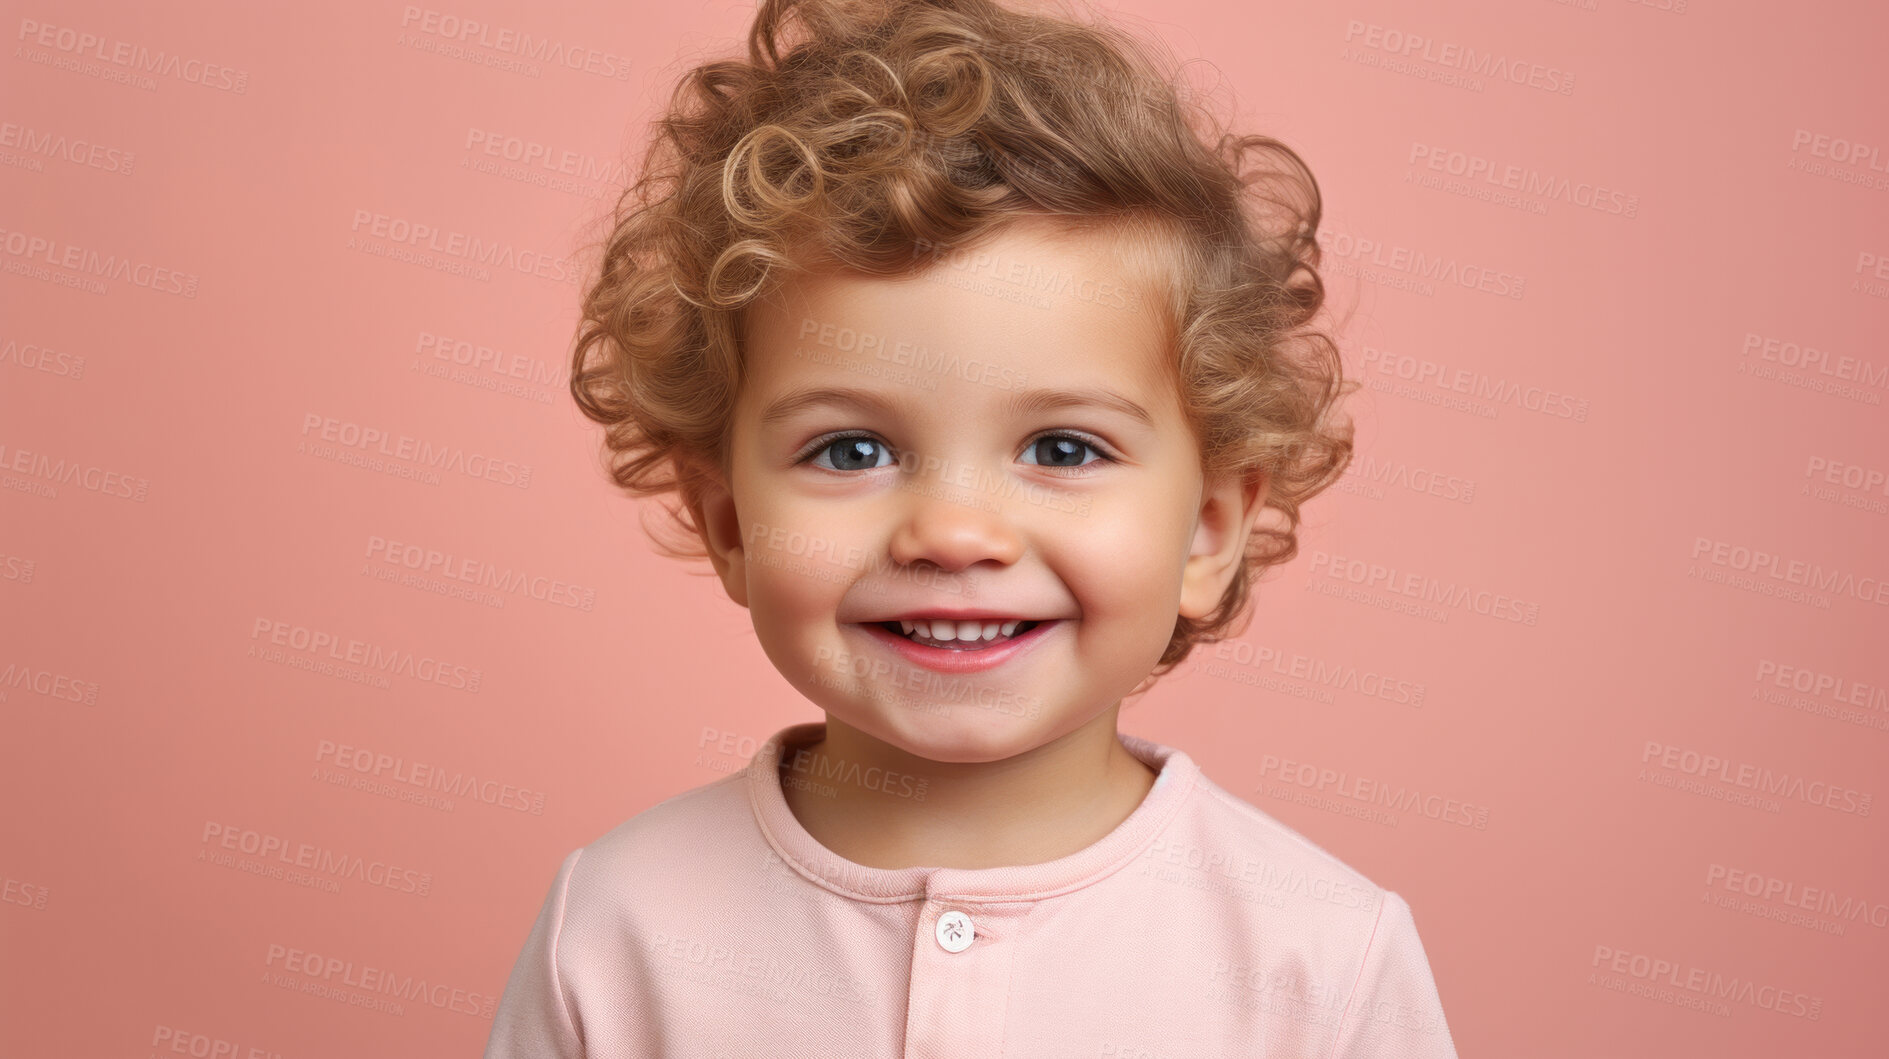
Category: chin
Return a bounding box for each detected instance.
[859,704,1056,765]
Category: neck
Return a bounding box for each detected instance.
[777,705,1160,871]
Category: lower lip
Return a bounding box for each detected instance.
[853,620,1060,674]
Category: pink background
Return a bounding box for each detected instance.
[3,0,1886,1055]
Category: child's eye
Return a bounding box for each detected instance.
[793,432,1115,473]
[797,432,898,472]
[1019,433,1113,470]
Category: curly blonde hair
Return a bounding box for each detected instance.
[570,0,1356,676]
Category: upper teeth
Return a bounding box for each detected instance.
[898,619,1026,641]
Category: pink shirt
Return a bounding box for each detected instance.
[485,722,1458,1057]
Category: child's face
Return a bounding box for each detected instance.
[696,218,1264,764]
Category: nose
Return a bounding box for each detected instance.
[885,468,1026,573]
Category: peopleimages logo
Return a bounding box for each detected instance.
[0,337,87,380]
[1706,863,1889,930]
[1359,346,1590,422]
[1740,332,1888,391]
[200,821,432,897]
[298,412,533,490]
[1791,128,1887,170]
[1316,227,1526,300]
[316,738,547,814]
[148,1023,283,1059]
[0,120,137,175]
[1755,658,1889,708]
[1688,536,1889,608]
[248,617,483,693]
[1640,741,1872,816]
[0,440,149,501]
[1342,20,1576,95]
[1307,550,1541,626]
[645,930,881,1005]
[0,224,199,297]
[462,128,627,184]
[1407,143,1638,217]
[1258,754,1491,830]
[347,209,579,286]
[797,315,1032,391]
[781,744,929,801]
[0,658,100,705]
[1590,944,1822,1020]
[15,18,251,93]
[364,534,596,611]
[396,7,632,79]
[263,943,497,1018]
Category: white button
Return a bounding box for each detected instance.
[934,909,974,953]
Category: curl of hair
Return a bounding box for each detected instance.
[570,0,1357,679]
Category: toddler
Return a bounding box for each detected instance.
[486,0,1457,1055]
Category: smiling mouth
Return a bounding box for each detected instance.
[873,619,1044,650]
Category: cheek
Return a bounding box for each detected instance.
[1066,508,1188,585]
[741,504,863,621]
[746,548,839,624]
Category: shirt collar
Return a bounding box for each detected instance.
[746,721,1200,903]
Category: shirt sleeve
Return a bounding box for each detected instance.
[1328,890,1458,1059]
[485,848,586,1059]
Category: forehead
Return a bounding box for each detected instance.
[740,218,1177,414]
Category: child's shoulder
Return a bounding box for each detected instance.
[1163,758,1403,918]
[559,769,761,900]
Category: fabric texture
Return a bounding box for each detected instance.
[484,722,1458,1057]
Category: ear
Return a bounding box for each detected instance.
[1178,467,1269,622]
[687,459,750,609]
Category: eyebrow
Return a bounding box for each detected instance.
[759,384,1156,428]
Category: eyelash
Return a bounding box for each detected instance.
[792,430,1118,473]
